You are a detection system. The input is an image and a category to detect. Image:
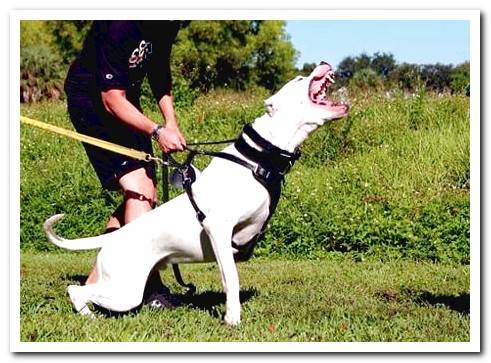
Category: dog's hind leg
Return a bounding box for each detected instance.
[67,285,95,317]
[68,282,145,315]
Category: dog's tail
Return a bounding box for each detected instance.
[43,214,107,251]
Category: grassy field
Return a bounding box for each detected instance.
[20,89,470,262]
[20,251,469,342]
[18,88,471,344]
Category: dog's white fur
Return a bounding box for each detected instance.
[44,64,348,325]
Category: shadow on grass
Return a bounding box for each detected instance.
[63,274,258,319]
[376,289,470,315]
[416,292,470,315]
[178,288,258,318]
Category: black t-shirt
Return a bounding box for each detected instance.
[65,20,179,110]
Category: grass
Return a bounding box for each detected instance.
[18,88,471,344]
[20,89,470,262]
[20,251,469,342]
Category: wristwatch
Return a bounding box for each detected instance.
[151,125,163,141]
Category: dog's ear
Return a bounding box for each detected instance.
[264,96,277,117]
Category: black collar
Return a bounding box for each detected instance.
[235,124,301,183]
[174,124,301,223]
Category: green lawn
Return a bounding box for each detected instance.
[20,251,469,343]
[18,90,471,346]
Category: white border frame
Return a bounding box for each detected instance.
[10,9,480,353]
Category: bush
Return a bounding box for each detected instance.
[349,68,384,92]
[451,62,470,94]
[421,63,453,93]
[20,20,55,49]
[333,53,470,95]
[388,63,422,92]
[20,45,66,103]
[44,20,92,64]
[172,20,298,92]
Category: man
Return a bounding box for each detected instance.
[64,20,185,307]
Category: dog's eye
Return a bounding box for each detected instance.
[294,76,305,82]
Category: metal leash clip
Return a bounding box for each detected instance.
[144,154,168,165]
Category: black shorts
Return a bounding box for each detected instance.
[66,96,156,191]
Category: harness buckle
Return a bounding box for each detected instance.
[254,164,271,180]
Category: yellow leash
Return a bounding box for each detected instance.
[20,116,164,164]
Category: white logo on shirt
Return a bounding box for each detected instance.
[128,40,152,69]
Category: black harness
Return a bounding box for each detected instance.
[177,124,301,223]
[168,124,301,294]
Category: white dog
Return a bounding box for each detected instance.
[44,62,349,326]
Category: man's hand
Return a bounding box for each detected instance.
[155,126,186,153]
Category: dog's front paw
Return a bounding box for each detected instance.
[224,313,241,326]
[224,306,241,326]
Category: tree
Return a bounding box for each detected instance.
[45,21,92,63]
[252,21,298,90]
[450,62,470,94]
[356,53,372,71]
[349,68,384,92]
[171,20,298,92]
[420,63,453,92]
[371,52,396,78]
[389,63,422,91]
[338,54,370,75]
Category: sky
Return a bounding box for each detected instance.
[285,20,470,69]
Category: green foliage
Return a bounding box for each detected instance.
[299,62,317,76]
[251,21,298,90]
[370,52,397,77]
[337,52,395,86]
[255,92,470,263]
[172,20,298,92]
[334,52,470,94]
[20,21,67,103]
[20,21,56,49]
[20,20,297,104]
[349,68,384,92]
[20,45,66,103]
[20,89,470,264]
[44,20,92,63]
[420,63,454,92]
[407,87,427,130]
[451,62,470,94]
[389,63,422,92]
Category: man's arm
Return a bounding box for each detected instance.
[101,89,157,135]
[100,89,185,152]
[155,92,186,151]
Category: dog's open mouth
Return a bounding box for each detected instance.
[309,63,348,109]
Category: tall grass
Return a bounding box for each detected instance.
[19,89,470,263]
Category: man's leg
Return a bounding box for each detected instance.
[118,167,157,222]
[84,167,155,286]
[118,167,168,295]
[84,203,125,285]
